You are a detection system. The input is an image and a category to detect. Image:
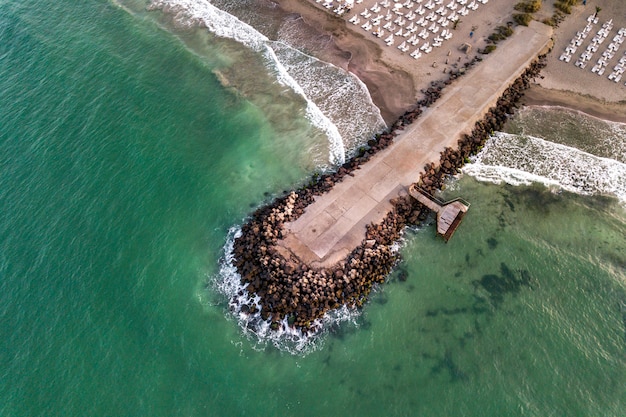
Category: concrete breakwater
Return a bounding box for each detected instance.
[231,56,547,331]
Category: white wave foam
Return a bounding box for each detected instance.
[268,42,386,155]
[151,0,268,48]
[464,132,626,202]
[262,43,346,165]
[150,0,385,164]
[512,106,626,164]
[213,226,362,355]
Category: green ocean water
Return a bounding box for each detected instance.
[1,0,625,416]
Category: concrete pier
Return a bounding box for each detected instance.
[278,21,553,268]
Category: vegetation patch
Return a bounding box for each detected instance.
[513,13,533,26]
[481,44,498,54]
[488,25,515,42]
[554,1,572,13]
[514,0,542,13]
[554,0,582,14]
[543,10,566,27]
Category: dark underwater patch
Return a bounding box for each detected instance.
[396,266,409,282]
[502,194,515,212]
[359,319,372,331]
[372,291,388,305]
[458,331,475,349]
[516,185,561,214]
[500,263,515,282]
[479,274,506,305]
[619,296,626,345]
[473,263,534,307]
[471,295,491,315]
[497,211,508,229]
[329,321,357,340]
[431,350,468,382]
[425,307,470,317]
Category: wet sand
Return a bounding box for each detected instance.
[522,86,626,124]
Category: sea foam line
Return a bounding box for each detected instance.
[267,42,386,156]
[262,43,346,165]
[148,0,347,165]
[513,105,626,164]
[464,132,626,202]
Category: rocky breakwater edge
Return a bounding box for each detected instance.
[225,56,547,342]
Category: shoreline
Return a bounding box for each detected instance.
[274,0,418,124]
[522,85,626,125]
[273,0,626,127]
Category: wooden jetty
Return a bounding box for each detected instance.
[408,184,470,242]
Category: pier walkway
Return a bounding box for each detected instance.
[279,22,552,268]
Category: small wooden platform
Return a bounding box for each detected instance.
[408,184,470,241]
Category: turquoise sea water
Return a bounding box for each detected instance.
[1,0,624,416]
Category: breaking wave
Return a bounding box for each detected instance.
[148,0,387,165]
[214,227,362,355]
[507,106,626,164]
[464,132,626,202]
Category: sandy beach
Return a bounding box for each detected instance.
[522,86,626,124]
[275,0,626,124]
[526,0,626,123]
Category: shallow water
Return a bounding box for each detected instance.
[1,0,624,416]
[506,106,626,163]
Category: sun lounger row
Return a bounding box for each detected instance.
[380,27,452,47]
[575,20,617,69]
[559,52,572,63]
[586,13,599,25]
[341,0,487,52]
[561,17,597,62]
[354,0,475,17]
[562,18,625,86]
[317,0,357,15]
[399,0,486,4]
[607,52,626,82]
